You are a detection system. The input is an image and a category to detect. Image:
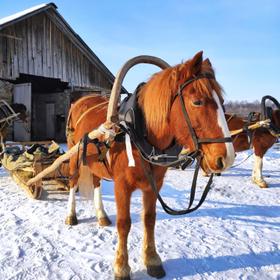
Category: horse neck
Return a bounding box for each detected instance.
[145,124,174,150]
[138,71,178,150]
[141,100,174,149]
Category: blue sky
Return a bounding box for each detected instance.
[0,0,279,102]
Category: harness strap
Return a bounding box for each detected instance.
[140,155,214,215]
[198,137,232,143]
[81,133,113,179]
[74,101,109,130]
[175,74,233,149]
[242,124,253,148]
[82,133,109,165]
[226,114,236,124]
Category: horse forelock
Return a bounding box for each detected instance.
[138,59,224,137]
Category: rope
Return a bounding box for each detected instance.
[230,152,254,168]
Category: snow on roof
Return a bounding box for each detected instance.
[0,3,56,26]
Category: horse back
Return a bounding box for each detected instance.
[66,95,109,147]
[226,113,277,155]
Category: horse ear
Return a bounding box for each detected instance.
[189,51,203,76]
[204,58,212,67]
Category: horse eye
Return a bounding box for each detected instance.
[192,100,204,106]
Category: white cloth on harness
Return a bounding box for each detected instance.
[120,121,135,167]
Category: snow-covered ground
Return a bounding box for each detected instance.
[0,145,279,280]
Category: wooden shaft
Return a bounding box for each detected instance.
[107,55,170,123]
[230,119,271,136]
[26,126,113,186]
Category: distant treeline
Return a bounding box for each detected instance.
[224,100,278,117]
[224,100,261,117]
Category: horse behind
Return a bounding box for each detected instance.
[65,51,235,279]
[226,110,280,188]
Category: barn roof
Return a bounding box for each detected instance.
[0,3,128,93]
[0,3,56,28]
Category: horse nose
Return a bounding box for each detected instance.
[216,157,225,170]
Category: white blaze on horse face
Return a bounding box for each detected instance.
[212,92,235,169]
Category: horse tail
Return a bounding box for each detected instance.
[77,164,94,200]
[66,104,75,146]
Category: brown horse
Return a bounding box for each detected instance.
[225,110,280,188]
[65,52,235,279]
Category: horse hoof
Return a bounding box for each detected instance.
[30,186,43,199]
[65,215,78,225]
[215,173,221,176]
[259,183,268,189]
[114,275,131,280]
[252,178,268,188]
[147,264,166,278]
[98,216,112,227]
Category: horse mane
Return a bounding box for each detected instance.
[138,57,224,138]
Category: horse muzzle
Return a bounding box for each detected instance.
[201,149,234,173]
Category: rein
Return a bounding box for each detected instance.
[140,154,214,215]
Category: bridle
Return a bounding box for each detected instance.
[140,73,233,215]
[174,73,232,151]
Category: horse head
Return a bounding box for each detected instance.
[139,51,235,173]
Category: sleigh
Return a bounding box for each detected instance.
[1,141,69,199]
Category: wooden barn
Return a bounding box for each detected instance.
[0,3,126,142]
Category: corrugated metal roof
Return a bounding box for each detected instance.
[0,3,57,28]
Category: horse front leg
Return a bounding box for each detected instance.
[93,182,112,226]
[114,180,132,280]
[252,154,268,188]
[142,190,165,278]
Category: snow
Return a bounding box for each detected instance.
[0,145,279,280]
[0,4,50,26]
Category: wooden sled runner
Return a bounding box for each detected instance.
[1,141,69,199]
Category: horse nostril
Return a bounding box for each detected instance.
[217,157,224,170]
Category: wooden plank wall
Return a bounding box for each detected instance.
[0,12,112,90]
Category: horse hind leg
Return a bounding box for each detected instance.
[93,181,111,226]
[252,154,268,188]
[142,190,165,279]
[65,184,78,225]
[65,156,79,225]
